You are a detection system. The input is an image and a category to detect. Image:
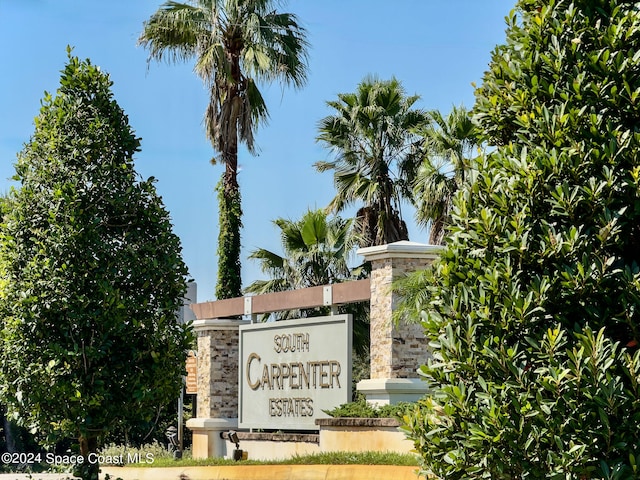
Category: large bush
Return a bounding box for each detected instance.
[0,52,192,479]
[404,1,640,478]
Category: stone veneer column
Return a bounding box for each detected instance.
[186,318,249,459]
[356,241,442,405]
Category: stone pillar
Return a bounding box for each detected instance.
[186,318,249,459]
[356,241,442,405]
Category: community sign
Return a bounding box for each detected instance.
[238,315,352,430]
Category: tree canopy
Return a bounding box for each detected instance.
[411,105,480,245]
[245,209,370,353]
[0,52,192,479]
[316,76,428,247]
[246,209,357,295]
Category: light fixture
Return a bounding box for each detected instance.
[227,430,246,461]
[228,430,240,448]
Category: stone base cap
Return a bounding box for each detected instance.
[186,417,238,432]
[357,378,428,406]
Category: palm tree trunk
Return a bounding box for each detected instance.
[376,173,409,245]
[215,47,244,300]
[215,171,242,300]
[215,93,243,300]
[429,216,446,245]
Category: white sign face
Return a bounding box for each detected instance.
[238,315,352,430]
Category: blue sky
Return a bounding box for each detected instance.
[0,0,515,302]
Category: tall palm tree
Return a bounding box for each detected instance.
[245,209,369,353]
[412,105,480,244]
[315,76,428,247]
[139,0,308,299]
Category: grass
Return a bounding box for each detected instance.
[121,450,419,468]
[0,447,418,475]
[99,441,419,468]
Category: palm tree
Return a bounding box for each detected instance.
[393,107,479,329]
[246,209,359,300]
[245,209,369,353]
[139,0,308,299]
[411,105,480,244]
[315,76,428,247]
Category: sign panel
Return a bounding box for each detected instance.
[238,315,352,430]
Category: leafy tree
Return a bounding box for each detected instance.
[246,209,370,354]
[139,0,308,299]
[315,76,428,247]
[403,1,640,478]
[411,105,480,244]
[0,53,192,480]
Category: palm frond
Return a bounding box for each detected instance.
[392,268,435,324]
[138,1,210,68]
[411,105,480,243]
[141,0,308,163]
[247,247,285,270]
[245,278,289,295]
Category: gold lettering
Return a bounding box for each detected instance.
[280,363,290,387]
[269,398,282,416]
[268,398,314,417]
[246,353,261,390]
[261,364,272,390]
[301,333,309,351]
[330,361,341,388]
[319,361,330,388]
[272,333,310,354]
[247,355,342,391]
[271,364,282,389]
[311,362,320,388]
[299,362,309,389]
[290,363,299,389]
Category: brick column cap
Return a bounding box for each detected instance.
[192,318,250,332]
[357,241,443,262]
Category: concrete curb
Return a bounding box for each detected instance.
[0,475,79,480]
[101,464,422,480]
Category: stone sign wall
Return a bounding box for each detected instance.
[186,241,443,458]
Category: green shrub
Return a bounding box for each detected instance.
[403,0,640,478]
[403,326,640,478]
[0,52,192,480]
[324,398,413,419]
[99,441,188,464]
